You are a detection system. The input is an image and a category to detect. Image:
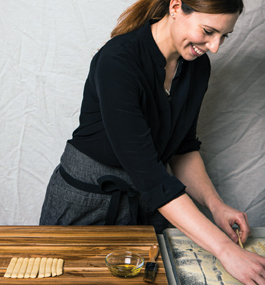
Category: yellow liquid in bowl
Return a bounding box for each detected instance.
[109,264,142,278]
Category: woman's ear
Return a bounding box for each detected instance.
[169,0,182,16]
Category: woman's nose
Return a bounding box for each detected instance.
[206,37,223,54]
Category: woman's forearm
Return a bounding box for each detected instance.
[158,194,232,258]
[168,150,250,244]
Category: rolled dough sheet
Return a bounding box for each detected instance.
[168,236,265,285]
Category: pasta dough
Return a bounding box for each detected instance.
[38,257,47,278]
[11,257,23,278]
[18,258,29,278]
[30,257,41,278]
[52,258,58,277]
[24,258,35,278]
[4,257,17,278]
[4,257,64,279]
[45,258,53,277]
[169,236,265,285]
[57,258,64,276]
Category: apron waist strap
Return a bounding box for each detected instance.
[58,164,140,226]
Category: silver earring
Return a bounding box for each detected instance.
[171,13,175,16]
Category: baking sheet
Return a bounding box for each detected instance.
[163,227,265,285]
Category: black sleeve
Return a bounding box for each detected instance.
[94,54,186,211]
[175,61,210,155]
[175,110,202,155]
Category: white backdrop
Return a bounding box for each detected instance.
[0,0,264,226]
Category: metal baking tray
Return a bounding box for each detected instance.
[163,227,265,285]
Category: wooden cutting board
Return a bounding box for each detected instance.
[0,225,168,284]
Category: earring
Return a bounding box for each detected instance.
[171,13,175,16]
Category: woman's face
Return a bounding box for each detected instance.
[171,6,239,61]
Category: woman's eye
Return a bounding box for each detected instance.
[203,29,213,35]
[223,34,229,38]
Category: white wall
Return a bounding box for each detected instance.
[0,0,135,224]
[197,0,265,226]
[0,0,264,226]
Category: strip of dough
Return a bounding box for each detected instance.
[30,257,41,278]
[11,257,23,278]
[38,257,47,278]
[24,258,35,278]
[18,258,29,278]
[57,258,64,276]
[258,242,265,252]
[236,229,243,248]
[4,257,18,278]
[45,258,53,277]
[52,258,58,277]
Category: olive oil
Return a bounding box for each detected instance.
[111,264,141,278]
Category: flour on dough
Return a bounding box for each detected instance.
[169,236,265,285]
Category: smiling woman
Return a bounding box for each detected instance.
[170,12,239,57]
[39,1,265,284]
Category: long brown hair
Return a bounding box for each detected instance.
[110,0,244,38]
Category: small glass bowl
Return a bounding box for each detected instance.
[105,250,144,278]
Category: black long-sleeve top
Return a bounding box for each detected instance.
[69,20,211,212]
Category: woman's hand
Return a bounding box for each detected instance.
[219,242,265,285]
[209,200,265,284]
[210,199,250,244]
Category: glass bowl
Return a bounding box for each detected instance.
[105,250,144,278]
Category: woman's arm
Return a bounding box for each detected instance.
[158,194,265,285]
[163,151,265,284]
[169,151,219,208]
[169,151,249,243]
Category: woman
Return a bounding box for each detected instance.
[40,0,265,283]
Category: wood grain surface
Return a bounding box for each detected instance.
[0,225,168,284]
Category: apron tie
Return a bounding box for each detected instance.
[58,165,140,225]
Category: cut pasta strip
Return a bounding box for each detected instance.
[52,258,58,277]
[57,259,64,276]
[45,258,53,277]
[251,247,257,254]
[236,229,243,248]
[30,257,41,278]
[11,257,23,278]
[258,242,265,252]
[24,258,35,278]
[4,257,18,278]
[18,258,29,278]
[38,257,47,278]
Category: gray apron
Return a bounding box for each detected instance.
[39,143,169,233]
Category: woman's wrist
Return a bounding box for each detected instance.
[215,239,242,264]
[205,191,224,213]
